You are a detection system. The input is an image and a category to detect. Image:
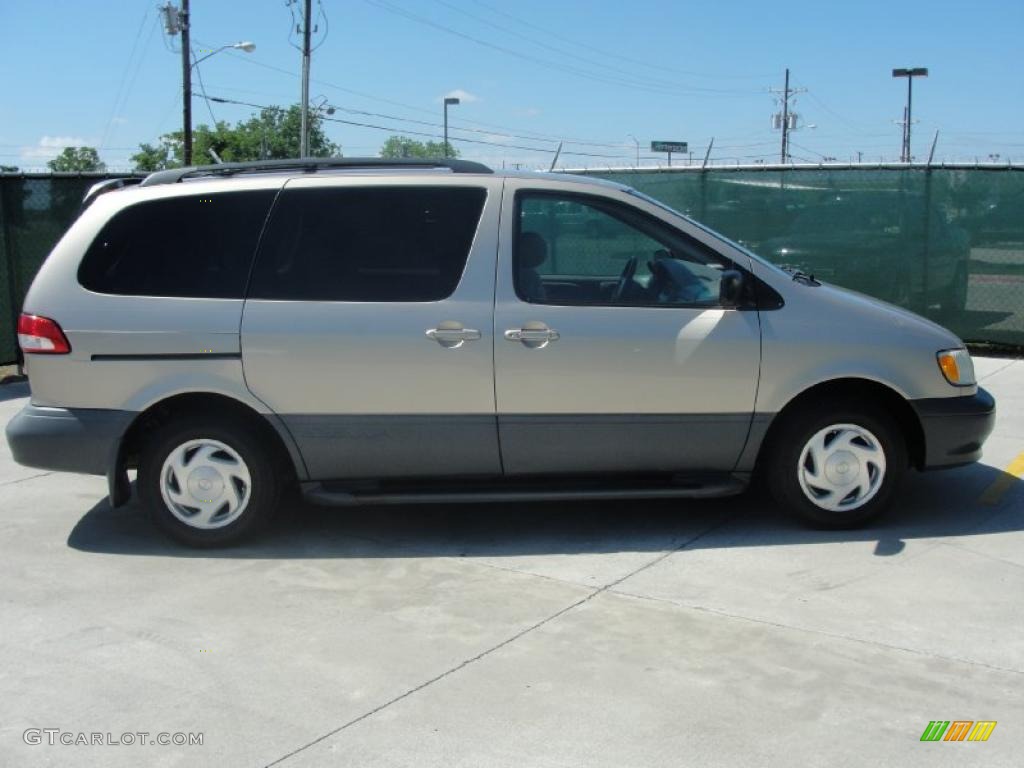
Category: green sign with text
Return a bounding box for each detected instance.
[651,141,688,153]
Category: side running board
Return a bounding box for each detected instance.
[301,476,747,507]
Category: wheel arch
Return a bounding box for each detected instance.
[753,377,926,475]
[109,391,307,507]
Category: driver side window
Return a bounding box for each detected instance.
[515,192,731,307]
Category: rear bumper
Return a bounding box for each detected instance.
[911,388,996,469]
[5,405,134,476]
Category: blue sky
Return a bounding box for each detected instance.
[1,0,1022,170]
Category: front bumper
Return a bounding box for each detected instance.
[911,387,996,469]
[5,405,134,476]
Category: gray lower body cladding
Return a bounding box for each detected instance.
[5,405,135,476]
[6,395,995,495]
[281,412,756,480]
[497,413,754,475]
[911,387,996,469]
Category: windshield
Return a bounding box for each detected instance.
[626,188,792,279]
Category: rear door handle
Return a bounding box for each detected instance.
[426,327,481,348]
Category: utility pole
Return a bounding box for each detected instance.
[770,69,805,163]
[892,67,928,162]
[299,0,312,157]
[780,68,790,164]
[180,0,192,165]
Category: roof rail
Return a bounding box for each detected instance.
[81,177,144,209]
[139,157,492,187]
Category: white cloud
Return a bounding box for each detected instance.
[20,135,92,163]
[440,89,479,104]
[521,107,542,118]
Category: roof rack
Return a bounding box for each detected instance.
[139,157,492,187]
[81,177,144,209]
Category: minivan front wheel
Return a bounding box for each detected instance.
[766,402,907,528]
[139,417,281,546]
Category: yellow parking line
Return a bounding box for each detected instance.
[979,452,1024,506]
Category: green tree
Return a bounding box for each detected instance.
[131,140,177,172]
[131,105,341,171]
[380,135,459,159]
[47,147,106,172]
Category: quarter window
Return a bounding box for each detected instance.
[516,192,732,307]
[78,191,276,298]
[249,186,486,302]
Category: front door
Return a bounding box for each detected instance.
[241,177,502,480]
[493,181,762,476]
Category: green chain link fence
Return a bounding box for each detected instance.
[579,165,1024,349]
[0,173,144,365]
[1,166,1022,365]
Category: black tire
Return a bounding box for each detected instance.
[764,398,907,529]
[138,414,282,547]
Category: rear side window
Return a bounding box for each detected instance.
[78,191,275,298]
[248,186,486,302]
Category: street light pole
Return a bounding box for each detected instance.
[181,0,192,165]
[186,41,255,162]
[443,97,460,157]
[892,67,928,162]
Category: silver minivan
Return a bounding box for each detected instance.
[6,158,995,546]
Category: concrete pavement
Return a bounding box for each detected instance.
[0,358,1022,767]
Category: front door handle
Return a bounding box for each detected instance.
[426,326,481,348]
[504,327,560,348]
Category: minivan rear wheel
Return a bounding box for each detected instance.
[139,416,281,547]
[765,400,907,528]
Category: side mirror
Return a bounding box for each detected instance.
[719,269,745,308]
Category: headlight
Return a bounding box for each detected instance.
[936,348,976,387]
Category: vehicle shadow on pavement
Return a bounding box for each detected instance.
[0,380,29,402]
[67,461,1023,560]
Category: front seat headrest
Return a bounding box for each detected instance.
[518,231,548,269]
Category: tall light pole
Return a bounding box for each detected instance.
[627,134,640,167]
[192,41,255,134]
[893,67,928,162]
[443,97,460,157]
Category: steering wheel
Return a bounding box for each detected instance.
[611,255,639,303]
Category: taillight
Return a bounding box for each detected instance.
[17,313,71,355]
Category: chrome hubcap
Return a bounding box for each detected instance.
[797,423,886,512]
[160,439,251,529]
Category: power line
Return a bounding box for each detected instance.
[205,94,630,159]
[99,6,156,149]
[468,0,774,82]
[427,0,761,94]
[210,46,658,148]
[787,140,827,160]
[192,52,220,127]
[201,83,787,154]
[362,0,762,97]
